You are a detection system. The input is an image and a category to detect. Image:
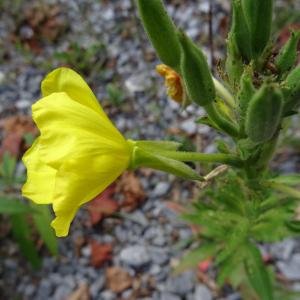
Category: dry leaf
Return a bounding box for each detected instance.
[90,240,112,268]
[87,184,119,225]
[106,267,133,293]
[117,171,145,212]
[0,115,37,159]
[65,283,90,300]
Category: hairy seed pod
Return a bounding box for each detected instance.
[230,0,252,61]
[245,84,283,143]
[238,66,256,117]
[179,32,215,106]
[242,0,273,59]
[275,30,300,75]
[137,0,181,71]
[284,64,300,112]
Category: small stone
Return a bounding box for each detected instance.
[81,246,91,257]
[166,271,195,296]
[119,245,151,269]
[152,182,170,197]
[160,292,181,300]
[101,290,116,300]
[180,118,197,135]
[90,277,105,297]
[277,253,300,280]
[194,284,212,300]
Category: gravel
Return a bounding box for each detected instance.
[0,0,300,299]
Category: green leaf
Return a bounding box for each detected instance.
[271,175,300,186]
[31,204,58,256]
[217,249,245,287]
[174,243,217,274]
[0,197,35,215]
[216,220,249,265]
[1,152,17,184]
[286,220,300,233]
[10,214,41,269]
[244,243,273,300]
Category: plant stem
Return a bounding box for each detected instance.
[212,77,236,108]
[204,102,240,137]
[158,150,243,167]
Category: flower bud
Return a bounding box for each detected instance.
[230,0,252,61]
[137,0,181,71]
[179,32,215,107]
[245,84,283,143]
[242,0,273,59]
[275,30,300,75]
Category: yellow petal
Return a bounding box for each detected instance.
[32,92,128,169]
[22,139,56,204]
[51,153,129,237]
[41,67,108,118]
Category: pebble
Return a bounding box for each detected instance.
[166,271,195,296]
[119,245,151,269]
[277,253,300,280]
[152,182,171,197]
[194,284,212,300]
[160,292,181,300]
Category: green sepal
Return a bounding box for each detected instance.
[225,33,244,89]
[230,0,252,61]
[134,140,181,152]
[179,31,216,106]
[245,84,283,143]
[242,0,273,59]
[238,66,256,118]
[131,147,203,181]
[275,30,300,75]
[284,64,300,112]
[137,0,181,71]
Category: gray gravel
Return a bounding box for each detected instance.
[0,0,300,300]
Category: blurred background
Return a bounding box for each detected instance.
[0,0,300,299]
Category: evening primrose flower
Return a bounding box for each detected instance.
[22,68,132,237]
[156,64,184,103]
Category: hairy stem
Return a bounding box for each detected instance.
[158,150,243,167]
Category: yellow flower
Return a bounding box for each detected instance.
[22,68,132,237]
[156,64,183,103]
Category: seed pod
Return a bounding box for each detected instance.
[137,0,181,71]
[179,32,215,106]
[242,0,273,59]
[230,0,252,61]
[238,66,256,117]
[245,84,283,143]
[284,64,300,112]
[275,30,300,75]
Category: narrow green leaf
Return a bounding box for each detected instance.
[31,204,58,256]
[244,243,273,300]
[216,220,249,265]
[10,214,41,269]
[0,197,35,214]
[271,175,300,186]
